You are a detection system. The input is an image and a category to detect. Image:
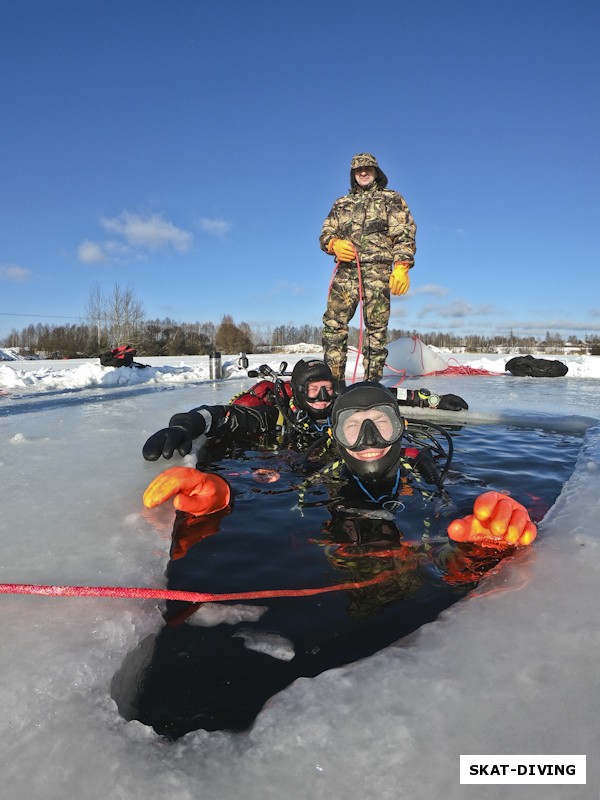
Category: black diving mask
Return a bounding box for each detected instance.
[333,404,404,451]
[307,385,335,403]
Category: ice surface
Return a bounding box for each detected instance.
[1,350,599,799]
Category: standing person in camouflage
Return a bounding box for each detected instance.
[320,153,416,385]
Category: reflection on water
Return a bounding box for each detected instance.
[112,424,581,739]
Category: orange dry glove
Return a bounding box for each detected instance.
[327,238,356,262]
[143,466,231,516]
[448,491,537,547]
[389,262,411,295]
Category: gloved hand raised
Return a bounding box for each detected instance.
[143,427,193,461]
[448,491,537,547]
[143,466,231,516]
[142,410,207,461]
[389,262,411,295]
[328,238,356,262]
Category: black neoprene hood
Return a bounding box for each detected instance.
[290,358,334,419]
[331,381,406,480]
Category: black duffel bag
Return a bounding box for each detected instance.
[505,354,568,377]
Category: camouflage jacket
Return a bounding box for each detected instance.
[320,184,416,268]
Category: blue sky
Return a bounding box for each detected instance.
[1,0,599,342]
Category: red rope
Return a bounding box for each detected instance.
[351,246,365,383]
[437,358,504,376]
[0,570,397,604]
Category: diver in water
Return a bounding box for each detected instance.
[131,381,537,739]
[144,380,534,547]
[324,381,536,546]
[143,357,468,463]
[132,382,535,739]
[143,358,337,462]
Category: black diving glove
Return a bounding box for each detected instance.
[438,393,468,411]
[400,388,468,411]
[142,410,207,461]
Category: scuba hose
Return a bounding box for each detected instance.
[404,418,454,487]
[299,431,332,470]
[249,363,306,434]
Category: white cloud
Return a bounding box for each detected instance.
[101,211,193,253]
[77,239,135,265]
[418,300,495,319]
[0,264,32,282]
[77,240,108,265]
[503,319,600,333]
[198,217,232,238]
[77,211,193,265]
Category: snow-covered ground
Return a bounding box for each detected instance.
[1,346,598,799]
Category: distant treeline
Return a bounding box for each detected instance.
[2,315,252,358]
[5,283,597,358]
[2,317,598,358]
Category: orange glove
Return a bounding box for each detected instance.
[143,466,231,516]
[448,491,537,547]
[327,238,356,262]
[389,262,411,295]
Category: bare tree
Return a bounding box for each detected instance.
[85,283,106,349]
[92,283,145,346]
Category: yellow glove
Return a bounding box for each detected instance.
[327,238,356,262]
[389,262,411,295]
[143,466,231,516]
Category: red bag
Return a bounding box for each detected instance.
[99,344,137,367]
[230,380,293,408]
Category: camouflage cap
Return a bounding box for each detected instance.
[350,153,380,170]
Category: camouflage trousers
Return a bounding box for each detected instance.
[322,261,391,382]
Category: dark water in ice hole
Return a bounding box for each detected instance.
[112,422,582,740]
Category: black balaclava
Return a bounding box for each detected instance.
[290,359,335,421]
[331,381,405,480]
